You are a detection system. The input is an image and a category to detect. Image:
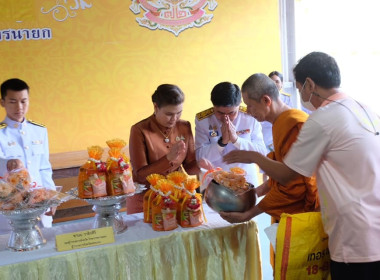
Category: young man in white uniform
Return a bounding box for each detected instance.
[195,82,266,187]
[0,78,56,233]
[222,52,380,280]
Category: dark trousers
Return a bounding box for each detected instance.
[331,260,380,280]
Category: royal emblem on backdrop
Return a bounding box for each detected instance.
[129,0,218,36]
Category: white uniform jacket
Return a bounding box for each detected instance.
[195,106,266,186]
[0,116,55,231]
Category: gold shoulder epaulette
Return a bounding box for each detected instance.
[280,91,291,97]
[239,106,247,113]
[196,107,214,121]
[0,123,7,129]
[27,119,45,127]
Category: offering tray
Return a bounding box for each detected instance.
[68,184,146,234]
[0,202,59,252]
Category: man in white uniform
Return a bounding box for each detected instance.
[195,81,266,187]
[222,52,380,280]
[0,78,56,233]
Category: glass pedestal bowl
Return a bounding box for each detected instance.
[69,184,146,234]
[0,203,58,252]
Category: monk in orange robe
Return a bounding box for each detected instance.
[220,73,320,222]
[258,109,319,220]
[220,73,320,273]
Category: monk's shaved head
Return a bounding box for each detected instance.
[242,73,279,102]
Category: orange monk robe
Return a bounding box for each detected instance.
[257,109,320,221]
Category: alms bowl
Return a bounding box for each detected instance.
[204,179,256,213]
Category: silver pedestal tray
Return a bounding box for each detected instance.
[0,204,58,252]
[69,184,146,234]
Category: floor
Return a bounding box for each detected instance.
[253,212,274,280]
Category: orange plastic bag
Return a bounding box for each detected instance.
[179,178,204,227]
[78,146,107,198]
[151,179,178,231]
[143,174,164,223]
[106,139,132,196]
[167,171,187,198]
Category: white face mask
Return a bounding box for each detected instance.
[300,81,316,111]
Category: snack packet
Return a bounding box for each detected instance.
[0,169,73,210]
[200,167,222,191]
[151,179,178,231]
[179,178,205,227]
[78,146,107,198]
[143,173,164,223]
[4,167,32,191]
[213,169,248,194]
[106,139,133,196]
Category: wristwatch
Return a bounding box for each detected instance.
[217,137,227,147]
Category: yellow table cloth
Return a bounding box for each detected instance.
[0,204,262,280]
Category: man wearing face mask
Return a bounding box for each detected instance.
[222,52,380,280]
[195,81,267,187]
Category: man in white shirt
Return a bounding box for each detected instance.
[222,52,380,280]
[195,81,266,187]
[0,78,56,233]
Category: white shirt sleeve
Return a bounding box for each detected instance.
[283,118,329,177]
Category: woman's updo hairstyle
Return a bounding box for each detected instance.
[151,84,185,108]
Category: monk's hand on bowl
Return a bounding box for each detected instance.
[223,150,253,164]
[219,211,250,224]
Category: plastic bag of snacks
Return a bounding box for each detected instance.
[4,167,32,191]
[200,167,222,190]
[0,178,27,210]
[167,171,187,222]
[78,146,107,198]
[0,169,73,210]
[106,139,135,196]
[179,178,205,227]
[167,171,187,199]
[143,173,164,223]
[0,168,31,210]
[152,179,178,231]
[212,168,249,195]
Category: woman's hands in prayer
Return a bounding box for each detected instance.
[166,140,186,162]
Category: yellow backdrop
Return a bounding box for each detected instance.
[0,0,281,153]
